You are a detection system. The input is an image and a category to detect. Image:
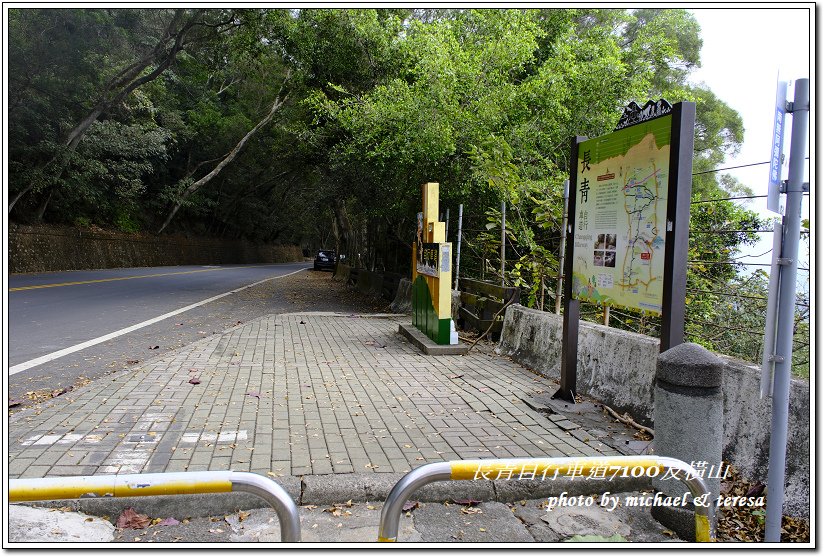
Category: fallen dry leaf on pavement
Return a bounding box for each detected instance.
[453,498,482,506]
[461,507,483,515]
[188,378,201,385]
[716,464,809,542]
[116,508,151,529]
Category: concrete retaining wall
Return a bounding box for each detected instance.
[498,304,810,518]
[498,305,658,422]
[10,224,304,273]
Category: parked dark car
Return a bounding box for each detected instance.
[313,249,337,271]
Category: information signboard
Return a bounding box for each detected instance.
[571,115,673,314]
[557,100,694,402]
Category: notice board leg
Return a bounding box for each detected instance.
[555,298,579,403]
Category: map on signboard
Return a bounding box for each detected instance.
[571,115,672,314]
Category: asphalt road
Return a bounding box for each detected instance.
[8,263,311,403]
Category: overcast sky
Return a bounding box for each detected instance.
[688,6,812,277]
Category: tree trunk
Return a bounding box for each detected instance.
[35,189,54,222]
[331,217,340,254]
[157,76,291,234]
[331,197,352,261]
[8,9,203,214]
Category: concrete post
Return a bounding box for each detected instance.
[651,342,723,541]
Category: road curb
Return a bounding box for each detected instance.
[17,472,651,519]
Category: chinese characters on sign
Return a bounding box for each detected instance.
[767,79,788,214]
[417,242,446,278]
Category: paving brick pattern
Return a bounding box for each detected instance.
[9,313,620,479]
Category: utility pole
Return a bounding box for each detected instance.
[500,202,506,287]
[454,204,463,291]
[764,78,809,543]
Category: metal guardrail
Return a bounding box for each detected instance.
[377,455,716,543]
[9,471,301,542]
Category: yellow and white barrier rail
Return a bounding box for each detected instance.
[9,471,300,542]
[378,455,715,543]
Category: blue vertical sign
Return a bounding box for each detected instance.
[767,79,788,214]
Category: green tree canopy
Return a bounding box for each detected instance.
[8,9,773,358]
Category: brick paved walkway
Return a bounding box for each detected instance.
[9,313,620,480]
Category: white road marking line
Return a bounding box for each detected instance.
[57,433,84,445]
[21,433,85,446]
[30,435,62,446]
[100,411,175,473]
[181,433,201,444]
[180,430,248,444]
[9,268,307,376]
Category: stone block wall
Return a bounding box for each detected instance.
[9,224,304,273]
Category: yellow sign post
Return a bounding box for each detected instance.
[411,183,457,345]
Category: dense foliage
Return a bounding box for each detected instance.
[7,8,804,373]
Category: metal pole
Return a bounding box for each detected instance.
[555,180,569,314]
[454,204,463,291]
[378,462,452,541]
[760,218,784,398]
[500,202,506,287]
[540,275,545,311]
[765,78,808,543]
[445,207,450,240]
[9,471,301,542]
[229,471,301,543]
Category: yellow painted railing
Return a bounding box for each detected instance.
[10,471,300,542]
[377,455,715,543]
